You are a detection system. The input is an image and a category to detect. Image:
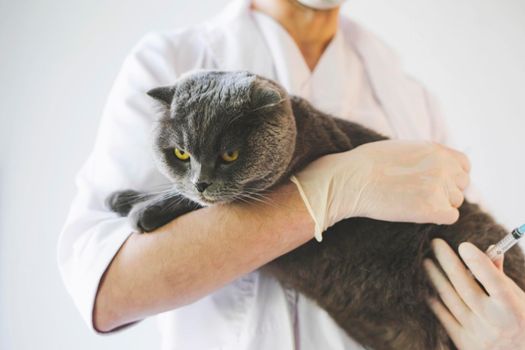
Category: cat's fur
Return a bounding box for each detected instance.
[107,70,525,349]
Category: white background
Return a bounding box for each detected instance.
[1,0,524,349]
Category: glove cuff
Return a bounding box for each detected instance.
[290,175,324,242]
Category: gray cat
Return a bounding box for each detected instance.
[107,70,525,350]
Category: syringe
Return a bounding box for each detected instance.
[486,224,525,261]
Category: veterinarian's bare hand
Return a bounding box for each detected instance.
[290,140,470,241]
[424,239,525,350]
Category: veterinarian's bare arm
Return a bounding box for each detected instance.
[93,181,313,332]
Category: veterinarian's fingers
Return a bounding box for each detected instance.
[486,245,505,271]
[427,297,469,349]
[458,242,509,299]
[504,275,525,304]
[430,187,461,224]
[432,239,489,315]
[455,171,470,191]
[443,146,471,173]
[424,259,473,327]
[448,186,464,208]
[432,206,460,225]
[486,245,525,307]
[492,271,525,305]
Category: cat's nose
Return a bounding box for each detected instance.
[195,182,211,193]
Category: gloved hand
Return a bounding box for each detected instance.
[290,140,471,241]
[425,239,525,350]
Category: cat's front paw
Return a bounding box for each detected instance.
[128,203,163,233]
[106,190,142,216]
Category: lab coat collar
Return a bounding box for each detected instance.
[203,0,430,140]
[203,0,275,78]
[339,17,430,139]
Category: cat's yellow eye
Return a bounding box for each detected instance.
[221,150,239,163]
[174,148,190,161]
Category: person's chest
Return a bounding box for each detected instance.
[251,10,394,139]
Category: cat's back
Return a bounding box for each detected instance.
[269,200,525,349]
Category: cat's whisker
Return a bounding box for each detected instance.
[245,196,276,208]
[237,192,278,209]
[143,188,177,196]
[117,186,179,204]
[213,187,276,207]
[132,183,177,194]
[145,182,176,190]
[237,195,262,207]
[234,196,251,205]
[160,191,187,204]
[144,191,186,209]
[238,189,276,206]
[165,196,190,211]
[150,193,192,212]
[239,190,270,201]
[150,192,175,203]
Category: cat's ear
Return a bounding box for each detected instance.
[251,80,283,107]
[147,85,176,105]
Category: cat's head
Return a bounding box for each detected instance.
[148,70,296,206]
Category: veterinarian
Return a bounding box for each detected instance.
[58,0,525,348]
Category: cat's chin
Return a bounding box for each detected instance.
[199,198,219,205]
[193,193,234,206]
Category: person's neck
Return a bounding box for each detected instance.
[251,0,340,71]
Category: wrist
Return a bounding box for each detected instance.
[232,180,315,245]
[278,180,316,243]
[290,150,369,240]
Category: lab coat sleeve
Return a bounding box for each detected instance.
[424,87,450,145]
[56,32,182,332]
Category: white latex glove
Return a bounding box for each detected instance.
[290,140,471,241]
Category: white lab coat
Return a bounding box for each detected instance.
[57,0,453,349]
